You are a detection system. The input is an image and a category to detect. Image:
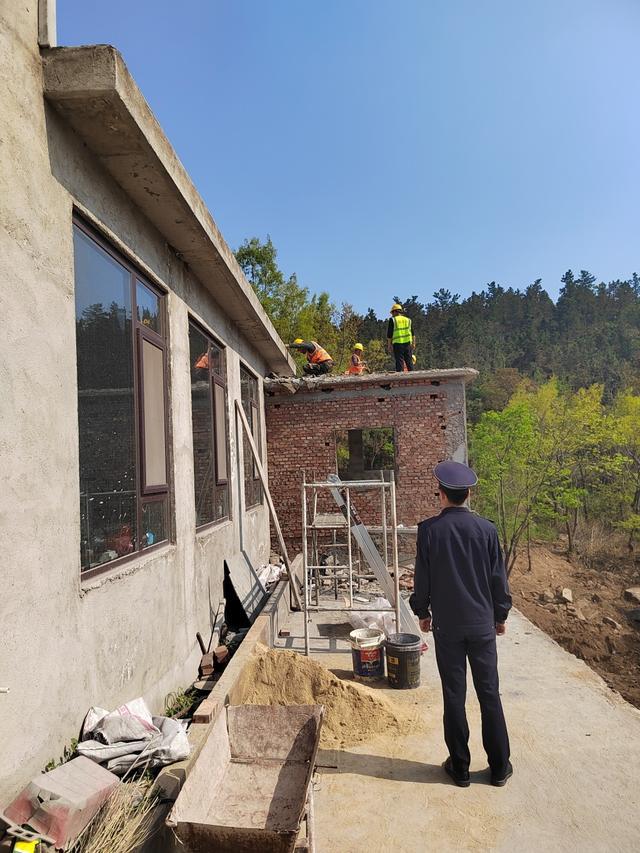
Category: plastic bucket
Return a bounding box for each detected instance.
[349,628,385,681]
[385,633,421,689]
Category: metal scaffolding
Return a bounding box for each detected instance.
[301,472,403,656]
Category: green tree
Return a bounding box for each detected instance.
[235,236,337,363]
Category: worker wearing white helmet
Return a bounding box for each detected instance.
[386,303,416,372]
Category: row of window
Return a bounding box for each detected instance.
[73,219,262,577]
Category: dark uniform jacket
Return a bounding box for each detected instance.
[409,507,512,637]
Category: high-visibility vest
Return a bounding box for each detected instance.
[346,354,364,375]
[308,342,333,364]
[392,315,412,344]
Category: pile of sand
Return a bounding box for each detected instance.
[233,644,411,748]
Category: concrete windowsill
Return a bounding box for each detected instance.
[243,503,265,516]
[196,517,233,539]
[80,543,175,594]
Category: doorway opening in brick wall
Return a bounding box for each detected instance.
[335,427,396,480]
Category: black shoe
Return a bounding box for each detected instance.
[443,757,470,787]
[490,761,513,787]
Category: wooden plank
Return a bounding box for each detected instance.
[235,401,303,611]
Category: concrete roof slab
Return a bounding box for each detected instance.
[264,367,479,396]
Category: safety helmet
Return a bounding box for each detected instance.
[293,338,304,345]
[390,303,403,313]
[353,343,364,351]
[412,354,417,365]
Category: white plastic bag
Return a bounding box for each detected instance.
[256,563,285,590]
[79,698,190,775]
[77,738,150,762]
[347,596,397,637]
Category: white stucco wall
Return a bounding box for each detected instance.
[0,5,270,800]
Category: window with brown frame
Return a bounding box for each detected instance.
[73,220,170,575]
[189,321,230,525]
[240,366,263,508]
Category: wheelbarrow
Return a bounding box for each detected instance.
[167,704,322,853]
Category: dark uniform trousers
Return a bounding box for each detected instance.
[393,342,413,372]
[434,630,510,776]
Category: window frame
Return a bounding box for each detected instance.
[188,316,231,529]
[335,426,397,481]
[240,363,263,509]
[73,215,171,580]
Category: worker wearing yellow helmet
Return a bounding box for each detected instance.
[387,302,416,372]
[288,338,334,376]
[345,342,368,375]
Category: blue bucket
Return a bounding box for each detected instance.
[350,628,385,681]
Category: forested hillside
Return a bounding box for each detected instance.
[237,237,640,559]
[236,237,640,417]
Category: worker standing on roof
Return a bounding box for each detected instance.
[386,303,415,372]
[288,338,334,376]
[345,343,368,375]
[410,461,513,789]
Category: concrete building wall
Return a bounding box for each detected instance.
[0,6,270,800]
[265,374,472,550]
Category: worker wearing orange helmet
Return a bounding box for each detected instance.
[345,343,368,375]
[387,303,416,372]
[288,338,334,376]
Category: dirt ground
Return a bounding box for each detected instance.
[509,545,640,708]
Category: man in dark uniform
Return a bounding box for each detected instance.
[410,460,513,788]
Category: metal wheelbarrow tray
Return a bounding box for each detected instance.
[167,704,323,853]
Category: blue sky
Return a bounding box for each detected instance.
[58,0,640,316]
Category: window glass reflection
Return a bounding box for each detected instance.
[136,280,161,334]
[74,228,137,570]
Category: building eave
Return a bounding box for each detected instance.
[42,44,295,376]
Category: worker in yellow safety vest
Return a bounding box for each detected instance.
[345,343,368,375]
[386,303,416,372]
[288,338,334,376]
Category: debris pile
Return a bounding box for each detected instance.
[511,544,640,708]
[233,645,411,748]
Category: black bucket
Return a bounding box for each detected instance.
[385,633,421,689]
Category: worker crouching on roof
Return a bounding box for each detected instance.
[345,343,368,375]
[288,338,334,376]
[387,303,416,372]
[410,461,513,788]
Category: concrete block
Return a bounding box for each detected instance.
[3,756,119,848]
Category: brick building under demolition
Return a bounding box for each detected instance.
[265,368,477,550]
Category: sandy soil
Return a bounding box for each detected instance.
[509,545,640,708]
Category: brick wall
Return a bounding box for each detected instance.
[265,375,469,551]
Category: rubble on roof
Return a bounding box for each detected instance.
[263,367,478,395]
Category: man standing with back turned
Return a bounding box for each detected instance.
[386,303,415,371]
[410,460,513,787]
